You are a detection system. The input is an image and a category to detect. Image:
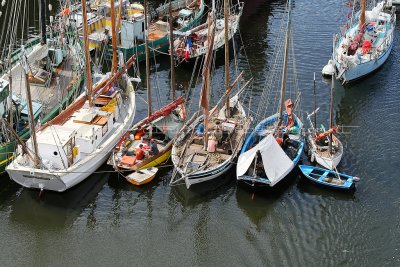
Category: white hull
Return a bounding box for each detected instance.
[307,133,343,170]
[7,84,136,192]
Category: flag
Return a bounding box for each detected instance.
[184,38,192,61]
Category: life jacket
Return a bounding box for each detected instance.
[135,148,145,160]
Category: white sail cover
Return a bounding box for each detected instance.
[237,134,295,186]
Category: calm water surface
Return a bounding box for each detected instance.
[0,0,399,266]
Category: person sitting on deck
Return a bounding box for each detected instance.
[207,135,217,153]
[214,126,223,144]
[136,138,151,150]
[135,144,146,160]
[196,118,204,137]
[149,139,159,156]
[315,127,338,146]
[284,99,298,134]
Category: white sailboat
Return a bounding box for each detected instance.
[324,0,396,83]
[306,74,343,170]
[6,0,136,192]
[170,0,251,189]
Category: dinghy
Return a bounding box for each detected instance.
[299,165,357,190]
[126,167,158,186]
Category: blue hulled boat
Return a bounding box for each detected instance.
[299,165,357,190]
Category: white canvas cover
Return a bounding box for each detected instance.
[237,134,295,186]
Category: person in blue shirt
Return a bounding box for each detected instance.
[196,118,204,137]
[149,139,159,156]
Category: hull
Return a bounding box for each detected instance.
[338,41,393,83]
[307,133,343,170]
[299,165,355,190]
[237,113,304,187]
[171,95,250,189]
[7,81,136,192]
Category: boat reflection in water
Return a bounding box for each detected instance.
[10,166,112,230]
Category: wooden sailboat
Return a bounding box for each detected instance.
[108,0,186,186]
[170,0,251,189]
[236,0,304,188]
[324,0,396,83]
[172,0,243,64]
[0,0,83,174]
[6,0,136,192]
[306,73,343,170]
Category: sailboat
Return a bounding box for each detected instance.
[0,0,83,173]
[170,0,252,189]
[323,0,396,83]
[172,0,243,64]
[108,0,186,186]
[236,0,304,188]
[306,74,343,170]
[6,0,136,192]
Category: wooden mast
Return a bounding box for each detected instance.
[81,0,93,107]
[24,73,40,167]
[277,0,291,130]
[39,0,47,45]
[169,0,176,100]
[360,0,366,29]
[224,0,230,118]
[144,0,152,116]
[110,0,118,74]
[313,72,317,129]
[329,74,334,154]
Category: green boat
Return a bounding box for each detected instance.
[115,0,206,61]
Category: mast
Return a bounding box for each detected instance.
[39,0,47,45]
[277,0,291,128]
[329,74,334,154]
[110,0,118,74]
[359,0,366,29]
[169,0,176,100]
[24,74,40,167]
[313,72,316,129]
[224,0,230,118]
[82,0,93,107]
[144,0,152,116]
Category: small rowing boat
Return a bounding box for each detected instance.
[299,165,358,190]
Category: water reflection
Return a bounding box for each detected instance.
[10,166,111,230]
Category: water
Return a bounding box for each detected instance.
[1,0,400,266]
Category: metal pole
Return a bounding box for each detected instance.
[224,0,230,118]
[81,0,93,107]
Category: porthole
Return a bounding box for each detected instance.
[53,151,58,156]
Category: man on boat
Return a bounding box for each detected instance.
[196,118,204,137]
[135,144,146,160]
[207,135,217,153]
[149,139,159,156]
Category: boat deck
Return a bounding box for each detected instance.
[175,110,249,175]
[5,55,76,117]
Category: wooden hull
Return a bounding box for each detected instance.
[126,167,158,186]
[299,165,355,190]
